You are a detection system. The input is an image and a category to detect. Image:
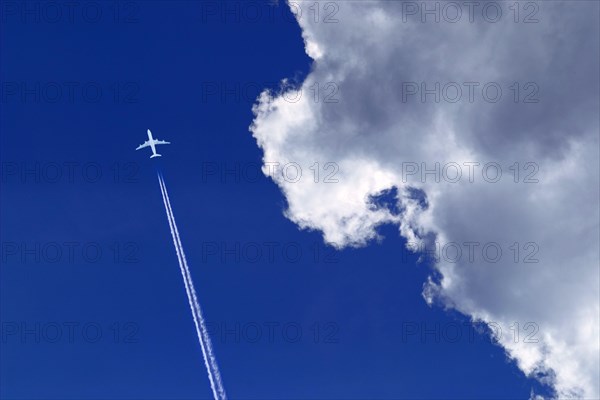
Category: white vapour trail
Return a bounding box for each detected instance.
[157,175,218,399]
[157,172,227,400]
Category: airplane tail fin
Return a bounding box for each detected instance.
[151,154,162,159]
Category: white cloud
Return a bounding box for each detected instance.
[251,1,599,397]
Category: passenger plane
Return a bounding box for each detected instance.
[136,129,170,158]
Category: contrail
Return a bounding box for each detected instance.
[157,172,227,400]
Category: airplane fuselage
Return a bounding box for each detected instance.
[147,130,159,157]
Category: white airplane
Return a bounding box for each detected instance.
[136,129,170,158]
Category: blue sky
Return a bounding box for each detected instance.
[0,1,562,398]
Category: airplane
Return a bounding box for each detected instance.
[136,129,170,158]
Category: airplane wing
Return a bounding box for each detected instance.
[154,140,170,146]
[135,140,151,150]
